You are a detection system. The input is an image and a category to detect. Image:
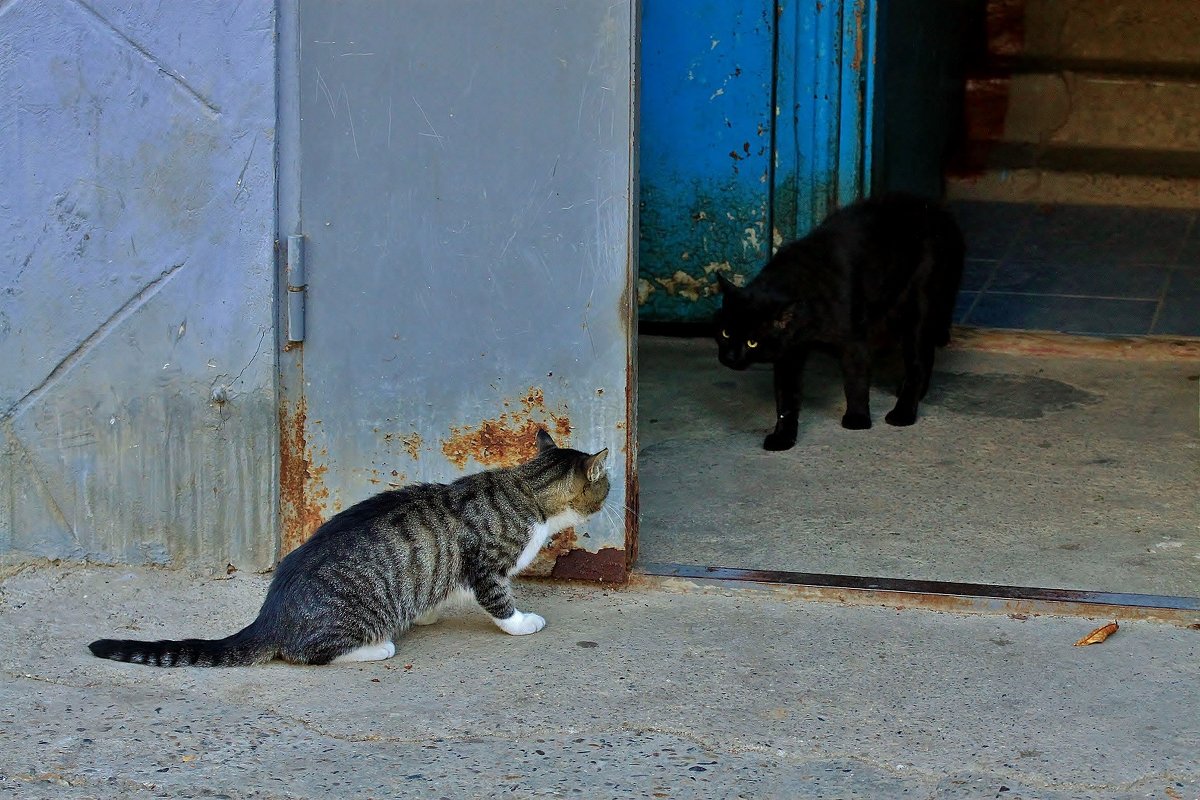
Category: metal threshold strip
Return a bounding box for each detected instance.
[637,562,1200,621]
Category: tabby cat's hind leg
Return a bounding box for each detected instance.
[412,608,441,626]
[331,640,397,663]
[414,586,473,626]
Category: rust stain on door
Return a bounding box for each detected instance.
[280,383,629,580]
[851,0,865,72]
[400,432,423,460]
[526,527,579,576]
[549,366,637,584]
[438,385,633,582]
[278,394,330,554]
[551,547,628,582]
[440,386,571,469]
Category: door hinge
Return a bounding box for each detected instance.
[286,234,306,343]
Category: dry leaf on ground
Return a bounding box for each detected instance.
[1074,621,1119,646]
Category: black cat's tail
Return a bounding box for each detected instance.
[88,619,275,668]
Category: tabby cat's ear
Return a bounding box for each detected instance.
[536,429,557,453]
[585,449,608,482]
[715,272,738,295]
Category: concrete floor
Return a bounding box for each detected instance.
[637,335,1200,598]
[1,563,1198,799]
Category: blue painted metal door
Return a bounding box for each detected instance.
[638,0,876,323]
[637,0,775,323]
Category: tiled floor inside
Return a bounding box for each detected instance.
[950,201,1200,337]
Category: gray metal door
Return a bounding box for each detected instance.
[1,2,277,571]
[277,1,638,580]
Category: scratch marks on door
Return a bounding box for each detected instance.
[412,96,445,149]
[313,68,360,159]
[315,67,337,116]
[576,84,588,133]
[233,135,258,202]
[342,84,360,159]
[499,231,518,260]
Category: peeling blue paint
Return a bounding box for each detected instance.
[639,0,878,323]
[775,0,876,241]
[638,0,775,322]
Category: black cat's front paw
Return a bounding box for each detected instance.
[764,414,799,451]
[763,431,797,451]
[840,411,872,430]
[885,407,917,427]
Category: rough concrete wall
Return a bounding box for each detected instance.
[0,1,278,570]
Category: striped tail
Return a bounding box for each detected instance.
[88,622,274,668]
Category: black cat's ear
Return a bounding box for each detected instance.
[715,272,739,296]
[584,449,608,482]
[536,429,557,453]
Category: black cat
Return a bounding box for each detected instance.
[714,193,965,451]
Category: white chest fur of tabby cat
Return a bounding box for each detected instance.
[510,508,586,576]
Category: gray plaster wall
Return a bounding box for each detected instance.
[0,1,278,570]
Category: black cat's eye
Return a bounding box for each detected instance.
[747,340,759,348]
[720,329,730,339]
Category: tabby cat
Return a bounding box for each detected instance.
[88,430,609,667]
[715,193,964,450]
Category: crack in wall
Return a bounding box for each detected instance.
[233,135,258,202]
[2,261,187,422]
[216,328,268,402]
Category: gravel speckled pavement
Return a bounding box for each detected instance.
[1,563,1197,799]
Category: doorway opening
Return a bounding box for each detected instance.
[633,0,1200,607]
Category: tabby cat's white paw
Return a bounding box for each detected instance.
[496,610,546,636]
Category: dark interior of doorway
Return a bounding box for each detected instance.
[633,0,1200,611]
